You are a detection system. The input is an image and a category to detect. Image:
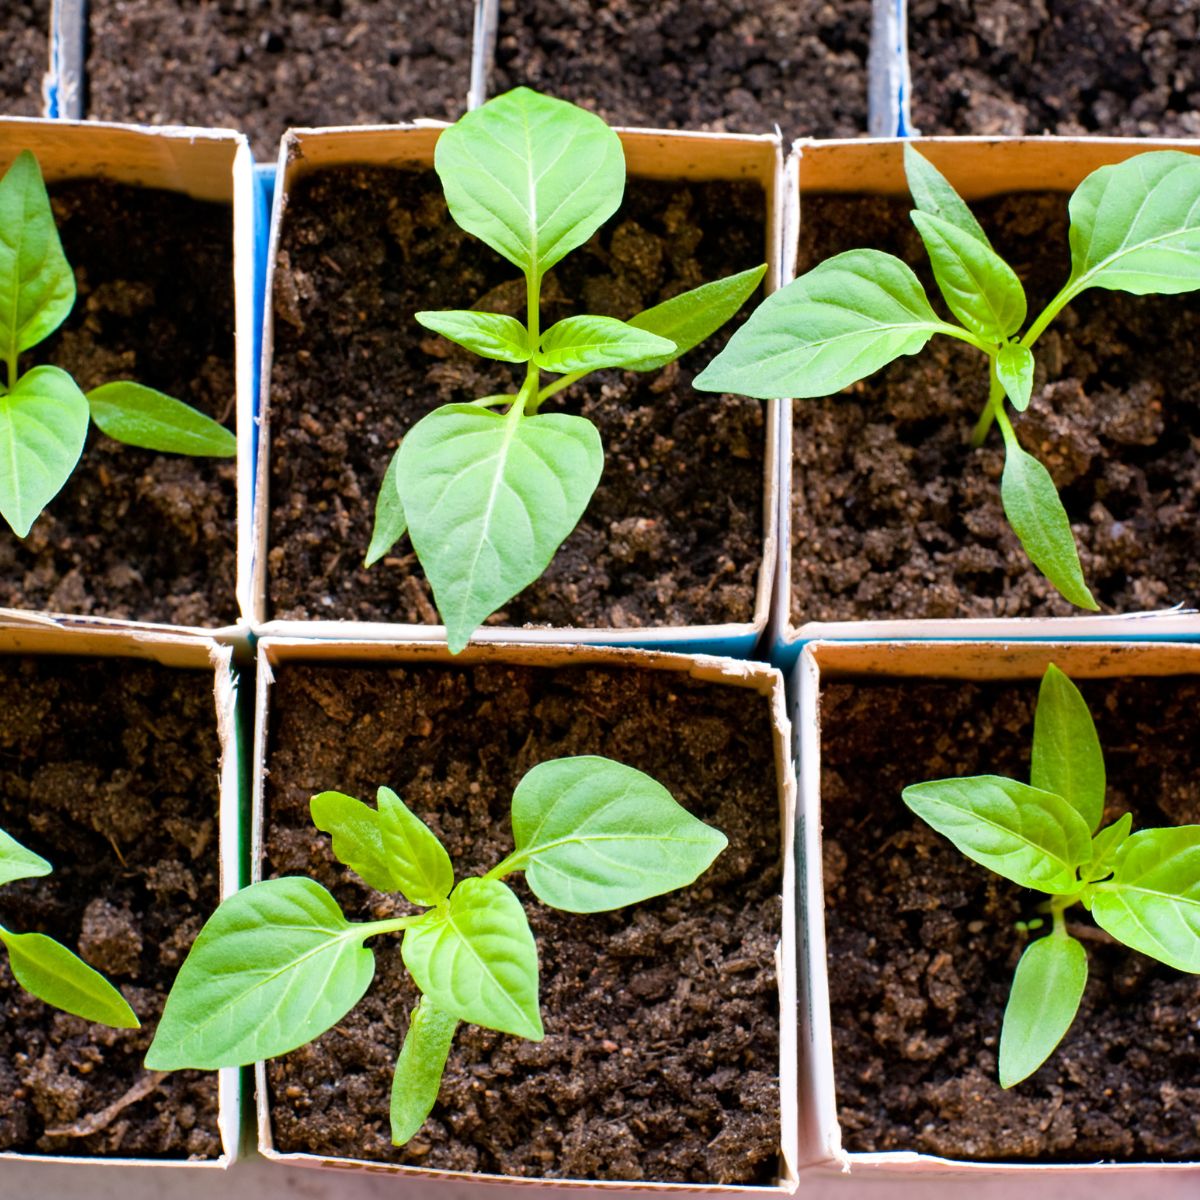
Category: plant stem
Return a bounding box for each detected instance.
[1021,279,1078,351]
[356,913,429,940]
[484,850,526,881]
[536,368,585,407]
[522,268,542,415]
[969,357,1006,448]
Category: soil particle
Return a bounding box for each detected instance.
[0,656,223,1158]
[909,0,1200,137]
[0,180,237,626]
[492,0,870,139]
[821,673,1200,1160]
[86,0,473,162]
[263,660,782,1182]
[0,0,48,115]
[268,166,766,630]
[791,190,1200,623]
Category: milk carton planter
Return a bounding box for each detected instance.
[795,637,1200,1175]
[244,638,798,1189]
[0,623,242,1166]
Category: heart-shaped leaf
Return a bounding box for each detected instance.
[87,381,236,456]
[1031,664,1105,832]
[415,311,531,363]
[0,827,51,887]
[536,314,673,373]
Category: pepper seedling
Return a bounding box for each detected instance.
[0,149,236,539]
[696,146,1200,610]
[146,755,727,1143]
[365,86,766,652]
[0,826,140,1028]
[902,664,1200,1087]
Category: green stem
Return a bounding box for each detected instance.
[484,850,526,881]
[536,368,586,407]
[522,268,542,416]
[969,356,1006,449]
[357,912,429,940]
[1020,280,1077,351]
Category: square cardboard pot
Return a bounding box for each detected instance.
[254,123,785,658]
[250,637,798,1190]
[0,624,243,1166]
[0,118,258,644]
[794,637,1200,1175]
[771,136,1200,669]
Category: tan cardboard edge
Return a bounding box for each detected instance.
[796,638,1200,1175]
[778,136,1200,645]
[0,121,255,638]
[0,624,242,1168]
[252,638,798,1192]
[253,125,783,648]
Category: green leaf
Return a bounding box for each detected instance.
[1067,151,1200,297]
[910,209,1027,339]
[996,342,1035,411]
[390,996,459,1146]
[0,929,139,1028]
[1000,440,1098,611]
[365,445,407,567]
[1031,664,1106,832]
[693,250,947,399]
[903,144,993,249]
[0,827,51,887]
[0,364,89,537]
[0,150,76,361]
[1091,826,1200,972]
[998,934,1087,1088]
[506,756,727,913]
[623,264,768,372]
[145,877,376,1069]
[902,776,1092,894]
[396,403,603,654]
[434,87,625,278]
[414,311,531,363]
[536,315,673,373]
[1083,812,1132,884]
[87,381,236,457]
[401,876,542,1040]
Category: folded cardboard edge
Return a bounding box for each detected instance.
[251,638,799,1192]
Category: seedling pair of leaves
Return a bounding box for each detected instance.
[902,664,1200,1087]
[698,146,1200,609]
[0,150,236,538]
[147,756,727,1144]
[0,826,139,1029]
[366,87,766,653]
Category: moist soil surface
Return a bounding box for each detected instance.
[86,0,473,162]
[0,656,222,1158]
[821,673,1200,1160]
[1,0,48,116]
[0,180,237,626]
[908,0,1200,136]
[263,660,782,1182]
[269,167,766,630]
[791,190,1200,623]
[492,0,870,139]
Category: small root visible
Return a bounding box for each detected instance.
[44,1071,167,1139]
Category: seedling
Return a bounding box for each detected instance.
[146,756,727,1144]
[696,146,1200,610]
[0,150,236,539]
[365,87,766,652]
[902,664,1200,1087]
[0,826,139,1028]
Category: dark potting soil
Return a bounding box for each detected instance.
[821,673,1200,1160]
[0,180,237,626]
[0,0,48,116]
[791,190,1200,623]
[491,0,870,140]
[263,661,782,1182]
[908,0,1200,137]
[86,0,473,162]
[0,656,222,1158]
[268,167,767,629]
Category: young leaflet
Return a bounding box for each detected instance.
[0,826,140,1028]
[901,664,1200,1086]
[146,755,727,1144]
[365,87,766,652]
[0,150,236,538]
[696,146,1200,609]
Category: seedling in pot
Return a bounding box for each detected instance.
[0,150,236,539]
[146,755,727,1144]
[0,826,140,1028]
[696,146,1200,610]
[365,86,766,653]
[902,664,1200,1087]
